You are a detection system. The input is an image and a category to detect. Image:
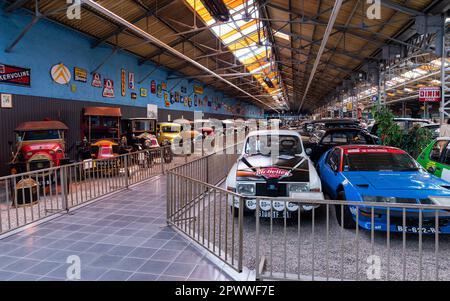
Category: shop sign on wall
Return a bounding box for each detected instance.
[1,93,13,108]
[51,63,71,85]
[193,85,204,95]
[128,72,135,90]
[121,69,126,97]
[419,87,440,102]
[74,67,87,82]
[92,73,102,87]
[0,63,31,86]
[103,79,115,98]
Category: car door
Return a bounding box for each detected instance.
[418,139,448,178]
[320,148,342,198]
[437,143,450,182]
[311,132,340,163]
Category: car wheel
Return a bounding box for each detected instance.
[335,191,356,229]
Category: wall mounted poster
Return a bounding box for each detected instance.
[1,93,12,108]
[121,69,126,97]
[128,72,135,90]
[140,88,148,97]
[0,63,31,86]
[161,82,167,90]
[92,73,102,87]
[193,85,204,95]
[131,92,137,100]
[147,104,158,119]
[103,79,115,98]
[74,67,87,82]
[157,84,162,98]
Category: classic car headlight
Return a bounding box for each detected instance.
[287,202,299,212]
[237,183,256,195]
[246,199,257,210]
[273,201,285,212]
[363,196,398,203]
[289,183,309,193]
[259,200,271,211]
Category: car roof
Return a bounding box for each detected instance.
[313,119,358,124]
[247,129,301,138]
[321,127,365,133]
[15,120,68,132]
[393,118,430,123]
[337,145,406,154]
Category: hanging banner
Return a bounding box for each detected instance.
[51,63,71,85]
[74,67,87,83]
[151,80,156,94]
[0,63,31,86]
[147,104,158,119]
[91,72,102,87]
[419,87,440,102]
[193,85,204,95]
[128,72,135,90]
[103,79,115,98]
[121,69,126,97]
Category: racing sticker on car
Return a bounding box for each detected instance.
[256,167,292,179]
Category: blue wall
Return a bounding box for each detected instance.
[0,6,264,118]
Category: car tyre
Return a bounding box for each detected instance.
[335,191,356,229]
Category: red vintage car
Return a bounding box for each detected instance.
[10,120,70,174]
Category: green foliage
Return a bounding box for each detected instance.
[371,105,433,158]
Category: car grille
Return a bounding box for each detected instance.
[256,183,288,197]
[389,216,450,227]
[29,160,51,171]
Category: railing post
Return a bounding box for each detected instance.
[60,165,69,212]
[166,172,170,223]
[238,196,244,273]
[124,154,129,189]
[160,147,165,175]
[255,197,260,280]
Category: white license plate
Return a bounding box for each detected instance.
[83,160,93,170]
[259,210,291,219]
[397,225,437,234]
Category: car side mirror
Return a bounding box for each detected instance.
[427,166,436,174]
[305,148,312,156]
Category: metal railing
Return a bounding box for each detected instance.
[253,197,450,281]
[167,143,244,272]
[0,145,185,235]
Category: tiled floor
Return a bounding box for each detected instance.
[0,176,232,281]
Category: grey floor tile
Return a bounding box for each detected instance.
[90,254,123,268]
[2,258,40,273]
[8,273,41,281]
[107,245,135,257]
[127,247,158,259]
[86,243,115,253]
[98,269,133,281]
[24,261,62,276]
[151,249,180,262]
[163,262,196,277]
[161,240,190,251]
[128,272,158,281]
[138,260,170,274]
[0,270,15,280]
[189,264,224,280]
[157,275,186,281]
[113,257,146,272]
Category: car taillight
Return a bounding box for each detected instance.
[310,188,321,192]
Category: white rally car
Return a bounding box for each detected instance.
[226,130,324,218]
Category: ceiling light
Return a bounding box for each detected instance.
[274,31,290,41]
[200,0,230,22]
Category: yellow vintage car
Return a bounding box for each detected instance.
[156,122,182,145]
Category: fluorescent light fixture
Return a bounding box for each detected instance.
[274,31,290,41]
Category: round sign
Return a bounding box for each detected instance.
[51,63,71,85]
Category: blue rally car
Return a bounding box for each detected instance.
[317,145,450,233]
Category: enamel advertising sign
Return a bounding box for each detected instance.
[151,80,156,94]
[121,69,126,97]
[92,73,102,87]
[128,72,135,90]
[0,63,31,86]
[51,63,71,85]
[419,87,440,102]
[103,79,115,98]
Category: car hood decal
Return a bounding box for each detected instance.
[236,154,310,182]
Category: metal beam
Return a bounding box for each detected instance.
[298,0,344,112]
[80,0,278,111]
[4,0,30,13]
[380,0,425,16]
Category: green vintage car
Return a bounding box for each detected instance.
[417,137,450,182]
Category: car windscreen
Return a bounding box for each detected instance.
[245,135,303,156]
[162,126,180,133]
[133,120,154,132]
[21,130,60,141]
[344,152,419,171]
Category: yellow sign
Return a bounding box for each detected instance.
[51,63,71,85]
[74,67,87,82]
[194,85,204,95]
[346,102,353,110]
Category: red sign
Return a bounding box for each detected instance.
[256,167,292,179]
[91,72,102,88]
[0,63,31,86]
[419,87,441,102]
[102,79,115,98]
[151,80,156,94]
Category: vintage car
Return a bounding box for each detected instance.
[122,118,173,163]
[9,120,71,204]
[417,137,450,182]
[156,122,182,146]
[304,127,380,164]
[78,107,130,170]
[226,130,324,218]
[318,145,450,233]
